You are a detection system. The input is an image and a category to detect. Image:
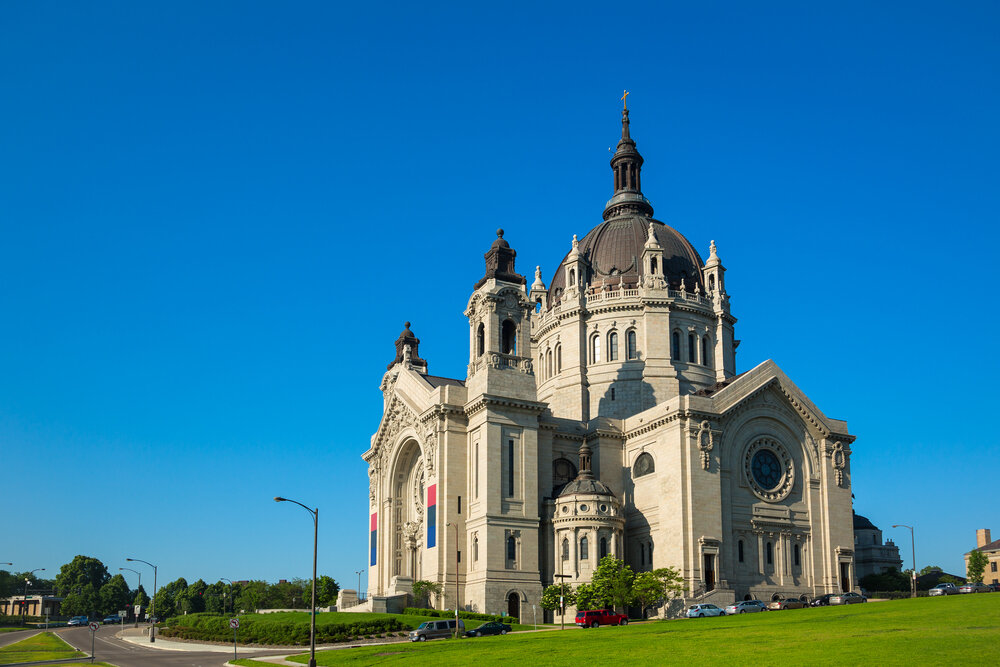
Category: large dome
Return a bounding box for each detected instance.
[548,216,704,308]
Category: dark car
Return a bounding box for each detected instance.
[465,621,512,637]
[810,594,835,607]
[103,614,121,624]
[67,616,89,626]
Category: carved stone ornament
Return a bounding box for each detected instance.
[831,441,846,487]
[420,420,438,477]
[697,420,714,470]
[368,467,377,505]
[744,437,794,503]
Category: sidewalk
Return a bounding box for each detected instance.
[116,629,282,654]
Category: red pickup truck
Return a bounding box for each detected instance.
[575,609,629,628]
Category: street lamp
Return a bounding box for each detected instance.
[126,558,158,641]
[355,569,364,606]
[21,568,44,626]
[275,496,318,667]
[892,524,917,598]
[119,568,142,627]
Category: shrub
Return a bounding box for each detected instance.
[159,612,405,645]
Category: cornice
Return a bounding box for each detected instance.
[464,394,548,418]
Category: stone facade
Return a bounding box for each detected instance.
[362,110,857,618]
[852,512,903,579]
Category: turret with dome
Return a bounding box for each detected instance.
[362,101,857,621]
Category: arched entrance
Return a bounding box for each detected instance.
[507,592,520,620]
[389,439,425,580]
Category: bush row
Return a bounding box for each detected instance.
[159,614,405,645]
[403,608,517,624]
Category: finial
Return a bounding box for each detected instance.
[535,265,542,279]
[647,222,657,244]
[404,321,411,329]
[621,89,629,111]
[709,240,718,259]
[572,234,578,247]
[497,228,504,238]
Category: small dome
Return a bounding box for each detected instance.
[548,217,704,307]
[852,512,878,531]
[559,476,616,498]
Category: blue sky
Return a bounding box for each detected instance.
[1,1,997,591]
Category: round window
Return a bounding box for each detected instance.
[599,504,608,513]
[579,504,588,512]
[561,506,569,514]
[751,449,782,490]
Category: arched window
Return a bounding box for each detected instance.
[608,331,618,361]
[688,333,696,363]
[546,349,553,379]
[626,330,637,360]
[580,537,589,560]
[766,542,773,565]
[501,320,517,355]
[562,538,569,560]
[474,536,479,562]
[507,536,516,561]
[569,268,576,286]
[633,452,655,478]
[738,540,744,563]
[590,334,601,363]
[555,345,562,373]
[640,543,645,565]
[535,299,542,314]
[552,458,577,487]
[794,544,801,567]
[709,275,716,291]
[648,541,653,564]
[702,336,711,369]
[477,323,485,357]
[671,331,680,360]
[600,537,608,559]
[650,256,658,275]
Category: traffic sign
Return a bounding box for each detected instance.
[89,622,99,632]
[229,618,239,629]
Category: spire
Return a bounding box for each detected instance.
[474,228,526,289]
[576,440,594,480]
[388,321,428,372]
[603,106,654,220]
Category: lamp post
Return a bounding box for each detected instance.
[355,569,364,606]
[126,558,158,641]
[275,496,318,667]
[220,578,234,617]
[445,522,460,638]
[892,524,917,598]
[119,568,142,627]
[21,568,44,626]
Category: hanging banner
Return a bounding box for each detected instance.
[427,484,437,548]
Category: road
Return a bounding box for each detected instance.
[3,626,292,667]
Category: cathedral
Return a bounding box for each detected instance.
[361,107,856,619]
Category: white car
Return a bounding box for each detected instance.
[928,583,960,596]
[686,603,725,618]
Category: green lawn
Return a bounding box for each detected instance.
[0,631,87,665]
[235,594,1000,666]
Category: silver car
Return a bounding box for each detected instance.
[959,582,990,594]
[686,603,725,618]
[724,600,768,615]
[928,583,960,596]
[830,591,867,605]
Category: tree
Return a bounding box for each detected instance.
[236,581,266,613]
[60,584,99,618]
[540,583,575,614]
[590,556,635,611]
[632,567,685,617]
[411,580,443,608]
[967,551,988,584]
[133,586,149,610]
[860,568,910,593]
[179,579,207,614]
[574,582,598,611]
[918,565,943,576]
[315,576,340,607]
[55,556,110,598]
[99,574,131,617]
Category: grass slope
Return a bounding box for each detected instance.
[236,594,1000,666]
[0,631,87,665]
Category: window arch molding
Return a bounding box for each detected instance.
[633,451,655,478]
[590,332,601,363]
[607,330,619,361]
[626,329,638,360]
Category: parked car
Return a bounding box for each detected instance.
[989,583,1000,593]
[928,583,960,596]
[830,592,867,605]
[465,621,512,637]
[574,609,629,627]
[408,619,465,642]
[102,614,121,624]
[810,594,835,607]
[724,600,768,615]
[67,616,89,626]
[768,597,807,610]
[686,604,725,618]
[958,583,991,594]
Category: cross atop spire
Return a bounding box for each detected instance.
[621,89,629,110]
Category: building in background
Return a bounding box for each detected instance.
[966,528,1000,586]
[852,512,903,579]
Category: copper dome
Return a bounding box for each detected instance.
[547,217,704,307]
